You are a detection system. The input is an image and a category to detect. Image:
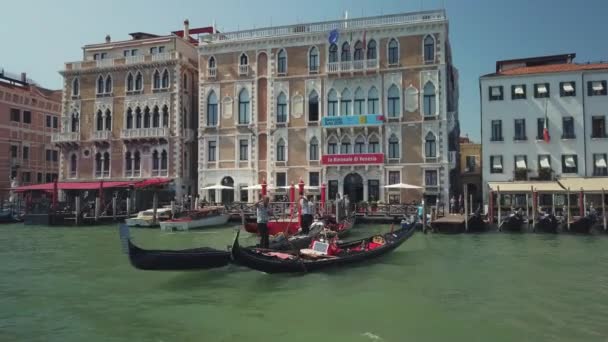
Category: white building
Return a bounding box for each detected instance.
[480,53,608,201]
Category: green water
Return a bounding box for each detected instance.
[1,224,608,342]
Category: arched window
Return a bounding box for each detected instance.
[354,87,365,115]
[125,151,132,176]
[143,107,151,128]
[276,92,287,123]
[69,154,77,178]
[208,56,216,68]
[341,42,351,62]
[423,82,436,117]
[340,89,352,116]
[238,88,250,124]
[126,73,134,91]
[135,72,143,91]
[387,85,401,118]
[240,53,248,65]
[133,151,141,175]
[309,47,319,72]
[368,135,380,153]
[340,136,351,154]
[354,41,363,61]
[153,70,161,89]
[103,152,110,175]
[327,89,338,116]
[96,110,103,131]
[308,91,319,122]
[95,152,102,176]
[72,78,79,96]
[329,44,338,63]
[104,75,112,94]
[368,87,379,114]
[126,108,133,129]
[183,73,188,92]
[96,75,104,94]
[152,150,159,172]
[162,105,169,127]
[207,91,218,126]
[135,107,142,128]
[388,39,399,65]
[424,35,435,63]
[71,112,79,132]
[425,132,437,158]
[160,150,168,171]
[182,107,188,129]
[104,109,111,131]
[388,135,399,159]
[354,135,366,154]
[161,69,169,88]
[276,139,286,161]
[152,106,160,128]
[367,39,377,60]
[327,136,338,154]
[309,137,319,161]
[277,49,287,74]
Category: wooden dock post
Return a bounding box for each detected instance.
[126,197,131,217]
[531,186,536,232]
[464,185,469,232]
[170,200,175,218]
[112,196,117,221]
[497,186,502,231]
[421,199,427,233]
[551,193,555,215]
[469,194,473,215]
[75,196,81,225]
[152,191,158,224]
[525,192,530,220]
[567,187,571,231]
[603,188,606,231]
[94,197,100,222]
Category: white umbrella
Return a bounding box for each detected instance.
[201,184,234,190]
[384,183,423,189]
[277,185,319,190]
[243,184,275,190]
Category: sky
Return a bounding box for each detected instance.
[2,0,608,140]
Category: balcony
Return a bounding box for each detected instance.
[327,59,378,74]
[207,67,217,79]
[239,64,249,76]
[52,132,79,145]
[63,52,185,73]
[91,130,111,141]
[121,127,169,141]
[151,169,169,177]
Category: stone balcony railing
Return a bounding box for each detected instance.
[121,127,169,140]
[91,130,111,141]
[52,132,79,143]
[64,52,184,72]
[207,67,217,78]
[201,10,445,42]
[239,64,249,76]
[327,59,378,73]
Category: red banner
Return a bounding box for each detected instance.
[321,153,384,165]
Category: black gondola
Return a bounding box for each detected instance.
[566,214,598,234]
[232,224,415,274]
[499,212,526,232]
[467,210,488,232]
[267,214,356,251]
[534,213,560,233]
[119,224,232,270]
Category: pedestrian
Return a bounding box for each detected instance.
[450,196,456,214]
[299,193,312,234]
[256,196,272,248]
[344,194,350,216]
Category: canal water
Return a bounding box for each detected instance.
[1,223,608,342]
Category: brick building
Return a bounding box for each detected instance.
[0,70,61,202]
[56,21,212,198]
[197,10,459,204]
[459,136,482,206]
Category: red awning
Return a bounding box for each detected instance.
[134,178,173,188]
[13,181,136,192]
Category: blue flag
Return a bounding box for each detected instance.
[328,29,339,44]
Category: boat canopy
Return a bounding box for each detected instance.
[487,181,563,193]
[13,178,172,192]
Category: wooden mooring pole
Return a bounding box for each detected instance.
[94,197,100,222]
[567,187,571,231]
[497,186,502,231]
[75,196,81,225]
[464,185,469,232]
[603,188,606,231]
[152,191,158,224]
[112,196,117,221]
[531,186,536,232]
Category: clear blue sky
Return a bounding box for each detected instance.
[3,0,607,140]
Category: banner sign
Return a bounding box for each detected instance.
[321,114,384,127]
[321,153,384,165]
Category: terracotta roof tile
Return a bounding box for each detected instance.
[485,63,608,77]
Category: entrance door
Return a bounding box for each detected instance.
[343,173,364,203]
[221,176,234,203]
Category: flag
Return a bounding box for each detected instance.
[543,99,550,143]
[362,30,367,50]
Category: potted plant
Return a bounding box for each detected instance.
[357,201,368,213]
[370,201,378,213]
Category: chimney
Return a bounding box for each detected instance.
[105,34,111,43]
[183,19,190,40]
[21,72,27,83]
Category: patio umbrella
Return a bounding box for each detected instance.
[243,184,275,191]
[383,183,423,189]
[201,184,234,190]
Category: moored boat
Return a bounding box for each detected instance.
[467,211,488,232]
[119,224,232,270]
[232,224,415,274]
[125,208,172,228]
[0,209,21,223]
[534,213,560,233]
[499,212,526,232]
[160,206,230,231]
[566,214,598,234]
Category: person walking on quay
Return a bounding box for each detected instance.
[256,196,272,248]
[299,193,312,234]
[450,196,456,214]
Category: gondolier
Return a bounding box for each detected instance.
[256,196,272,248]
[300,193,313,234]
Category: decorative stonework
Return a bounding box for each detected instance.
[222,96,233,119]
[292,94,303,119]
[404,85,419,112]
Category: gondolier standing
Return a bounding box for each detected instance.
[256,196,272,248]
[299,193,312,234]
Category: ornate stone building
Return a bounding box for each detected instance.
[56,21,212,197]
[197,10,459,204]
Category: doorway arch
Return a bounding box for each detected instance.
[343,173,364,203]
[221,176,234,203]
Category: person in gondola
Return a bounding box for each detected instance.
[256,196,272,248]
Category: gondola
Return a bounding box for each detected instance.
[467,210,488,232]
[566,214,598,234]
[267,214,356,251]
[534,213,560,233]
[499,212,526,232]
[231,224,415,274]
[118,224,232,270]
